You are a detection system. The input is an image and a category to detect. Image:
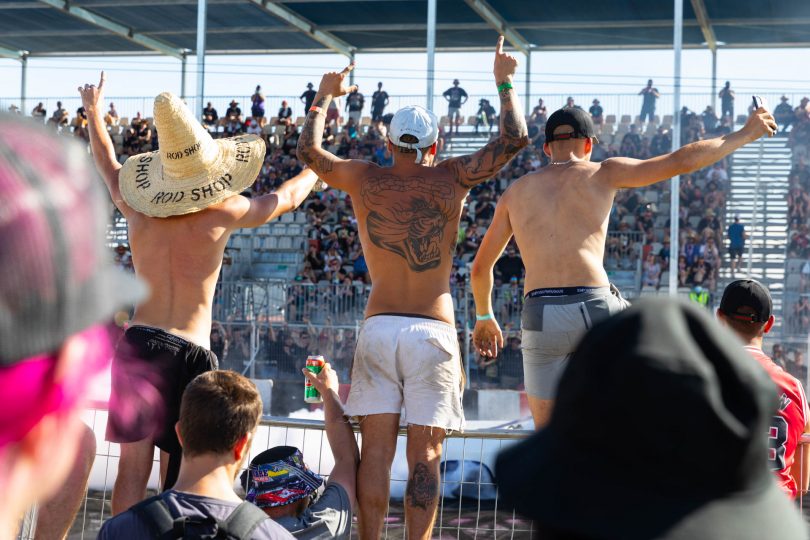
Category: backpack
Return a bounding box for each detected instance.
[133,494,269,539]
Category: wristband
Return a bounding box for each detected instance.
[497,82,513,93]
[309,106,325,115]
[476,313,493,321]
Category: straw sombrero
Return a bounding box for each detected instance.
[120,92,265,218]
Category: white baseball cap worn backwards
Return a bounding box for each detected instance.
[388,105,439,163]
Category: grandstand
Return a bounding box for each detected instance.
[6,1,810,537]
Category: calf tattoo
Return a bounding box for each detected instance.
[361,174,457,272]
[407,462,438,510]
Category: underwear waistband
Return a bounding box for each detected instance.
[525,286,604,298]
[368,312,446,323]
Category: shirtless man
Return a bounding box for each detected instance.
[471,104,777,429]
[79,72,319,514]
[297,37,528,540]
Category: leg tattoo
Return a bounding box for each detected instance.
[406,462,438,511]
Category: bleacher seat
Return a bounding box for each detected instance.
[361,116,371,127]
[601,123,615,137]
[287,224,302,236]
[644,190,660,203]
[653,115,660,124]
[605,115,616,125]
[294,212,307,223]
[277,236,292,249]
[688,216,701,229]
[281,212,294,223]
[265,236,278,250]
[620,115,632,125]
[662,115,673,125]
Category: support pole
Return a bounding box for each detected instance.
[426,0,436,112]
[20,53,27,115]
[195,0,207,119]
[748,137,764,277]
[349,51,355,86]
[180,52,187,100]
[711,48,717,112]
[525,50,531,113]
[668,0,683,297]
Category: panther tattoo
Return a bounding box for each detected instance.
[361,175,456,272]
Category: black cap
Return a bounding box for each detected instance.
[495,298,806,540]
[719,279,772,323]
[545,107,597,142]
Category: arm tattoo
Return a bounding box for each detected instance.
[406,462,438,511]
[361,174,458,272]
[447,87,529,189]
[296,95,337,175]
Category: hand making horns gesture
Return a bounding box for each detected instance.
[318,63,358,98]
[78,71,106,113]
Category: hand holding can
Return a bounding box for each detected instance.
[304,355,326,403]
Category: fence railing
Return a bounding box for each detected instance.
[18,410,810,539]
[6,91,806,129]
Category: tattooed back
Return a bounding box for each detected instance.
[345,162,469,324]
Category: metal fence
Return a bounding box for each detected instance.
[18,410,810,540]
[6,91,806,128]
[18,411,535,540]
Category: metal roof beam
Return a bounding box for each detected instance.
[463,0,530,55]
[36,0,184,58]
[690,0,717,51]
[246,0,354,57]
[0,44,26,59]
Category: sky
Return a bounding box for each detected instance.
[1,46,809,118]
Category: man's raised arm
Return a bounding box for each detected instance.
[234,168,319,229]
[296,64,367,191]
[78,72,130,215]
[440,37,529,189]
[599,107,777,189]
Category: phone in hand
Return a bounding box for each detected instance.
[752,95,766,110]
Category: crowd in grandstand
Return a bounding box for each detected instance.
[14,81,808,395]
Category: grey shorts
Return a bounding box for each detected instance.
[521,285,629,399]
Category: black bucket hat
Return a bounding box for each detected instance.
[495,298,806,540]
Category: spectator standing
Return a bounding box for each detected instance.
[728,214,746,275]
[717,280,810,499]
[98,371,294,539]
[0,114,143,540]
[443,79,469,134]
[252,85,266,119]
[588,99,603,126]
[345,86,364,125]
[775,95,795,133]
[79,73,320,514]
[719,81,736,120]
[371,82,389,123]
[243,363,358,539]
[531,98,547,124]
[202,101,218,128]
[297,38,528,540]
[638,79,660,123]
[565,96,582,110]
[301,82,317,112]
[31,102,46,121]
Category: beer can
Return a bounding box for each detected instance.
[304,355,326,403]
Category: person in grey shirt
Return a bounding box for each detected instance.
[243,363,358,539]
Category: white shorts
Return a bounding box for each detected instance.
[345,315,465,431]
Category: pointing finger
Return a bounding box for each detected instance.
[341,63,355,76]
[346,85,359,93]
[99,70,106,90]
[496,35,504,54]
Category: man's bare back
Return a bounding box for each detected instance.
[334,161,470,323]
[504,161,616,290]
[124,195,253,347]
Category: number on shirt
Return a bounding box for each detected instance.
[768,415,788,471]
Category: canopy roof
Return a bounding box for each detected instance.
[1,0,809,60]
